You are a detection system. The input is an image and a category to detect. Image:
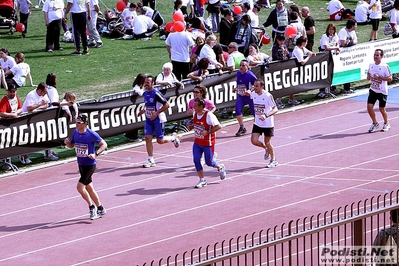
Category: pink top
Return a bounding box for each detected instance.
[188,98,216,111]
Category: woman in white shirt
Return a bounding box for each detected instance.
[319,23,340,54]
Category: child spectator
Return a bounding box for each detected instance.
[61,91,78,123]
[17,0,32,38]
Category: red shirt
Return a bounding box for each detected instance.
[0,95,22,113]
[193,111,215,147]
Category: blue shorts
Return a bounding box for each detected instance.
[144,120,165,139]
[235,95,255,116]
[193,142,217,171]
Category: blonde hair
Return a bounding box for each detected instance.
[63,91,77,102]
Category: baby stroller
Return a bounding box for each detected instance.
[0,0,17,34]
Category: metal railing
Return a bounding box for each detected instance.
[140,190,399,266]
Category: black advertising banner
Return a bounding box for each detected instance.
[0,52,333,159]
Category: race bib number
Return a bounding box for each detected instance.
[146,106,156,118]
[370,77,382,91]
[194,124,205,139]
[75,143,88,157]
[237,84,247,96]
[277,12,288,28]
[254,103,265,116]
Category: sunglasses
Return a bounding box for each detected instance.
[193,91,200,93]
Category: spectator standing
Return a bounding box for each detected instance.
[64,0,91,55]
[16,0,32,38]
[133,9,158,40]
[262,0,290,42]
[0,84,22,119]
[87,0,103,48]
[206,0,222,32]
[389,0,399,38]
[0,52,34,90]
[187,58,210,81]
[180,0,194,18]
[137,76,180,168]
[122,3,137,35]
[234,59,257,136]
[229,14,253,55]
[219,9,233,48]
[186,84,216,116]
[369,0,382,41]
[355,0,371,25]
[194,0,205,17]
[301,7,315,51]
[338,19,358,93]
[327,0,355,21]
[193,32,225,71]
[284,12,306,55]
[0,84,22,170]
[242,2,257,28]
[125,73,147,142]
[189,97,226,188]
[166,29,195,80]
[64,114,107,220]
[244,79,279,168]
[43,0,64,52]
[197,35,224,74]
[271,34,289,61]
[366,49,392,133]
[225,42,245,71]
[142,0,156,10]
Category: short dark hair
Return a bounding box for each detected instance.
[194,97,206,108]
[375,49,384,57]
[37,82,47,91]
[346,19,357,29]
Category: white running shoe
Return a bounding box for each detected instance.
[143,159,156,168]
[266,160,279,168]
[172,133,180,148]
[368,123,380,133]
[218,164,226,180]
[195,179,207,188]
[382,123,391,132]
[90,206,99,220]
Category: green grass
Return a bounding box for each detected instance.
[0,0,384,102]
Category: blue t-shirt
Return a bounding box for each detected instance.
[236,70,257,99]
[143,88,168,123]
[70,128,103,166]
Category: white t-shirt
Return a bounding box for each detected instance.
[369,0,382,19]
[251,90,276,128]
[338,27,357,47]
[327,0,344,15]
[355,1,370,23]
[122,8,136,29]
[292,45,311,64]
[156,72,178,85]
[0,56,16,72]
[320,33,339,51]
[198,44,218,70]
[43,0,64,23]
[10,62,30,87]
[133,15,155,35]
[165,31,195,62]
[368,62,391,95]
[22,89,50,113]
[47,85,60,104]
[67,0,89,13]
[131,84,144,96]
[390,8,399,32]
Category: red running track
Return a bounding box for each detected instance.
[1,89,399,265]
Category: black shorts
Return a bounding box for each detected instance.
[370,18,380,31]
[252,124,274,136]
[78,164,96,185]
[367,89,387,108]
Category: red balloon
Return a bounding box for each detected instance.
[116,0,126,12]
[16,23,25,33]
[260,32,271,45]
[173,21,185,32]
[233,6,242,14]
[285,26,297,38]
[172,12,184,22]
[165,21,175,33]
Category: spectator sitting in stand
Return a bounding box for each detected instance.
[132,8,158,40]
[155,62,184,89]
[197,35,224,74]
[327,0,355,21]
[355,0,371,25]
[246,43,270,67]
[229,14,253,56]
[61,91,78,123]
[122,2,137,35]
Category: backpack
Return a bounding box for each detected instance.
[62,31,73,42]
